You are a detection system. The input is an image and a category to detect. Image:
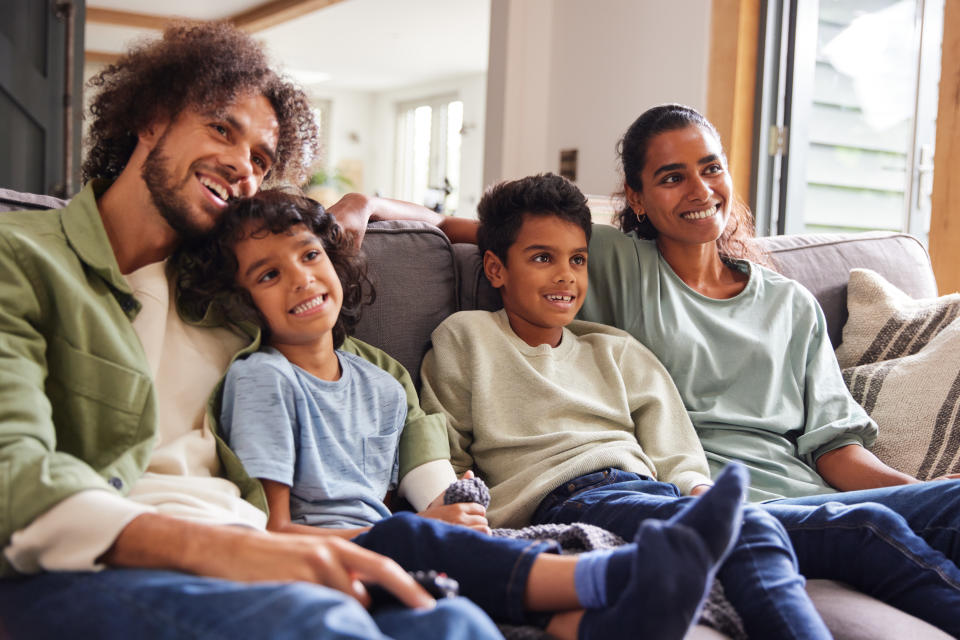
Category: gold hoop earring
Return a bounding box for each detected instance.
[635,211,647,224]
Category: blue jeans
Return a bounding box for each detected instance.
[759,499,960,635]
[0,567,502,640]
[532,469,829,640]
[535,468,960,639]
[770,480,960,564]
[353,512,557,625]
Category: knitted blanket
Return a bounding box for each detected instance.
[445,477,746,640]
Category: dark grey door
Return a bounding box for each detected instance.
[0,0,84,197]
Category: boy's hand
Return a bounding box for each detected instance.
[418,499,491,535]
[690,484,712,497]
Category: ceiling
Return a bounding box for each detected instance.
[85,0,491,91]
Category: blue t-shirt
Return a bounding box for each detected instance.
[221,347,406,528]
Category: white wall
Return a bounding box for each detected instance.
[485,0,712,197]
[306,87,377,191]
[369,73,487,217]
[484,0,556,184]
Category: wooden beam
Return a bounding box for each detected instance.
[928,0,960,294]
[85,7,179,31]
[86,1,346,35]
[706,0,760,204]
[84,50,121,65]
[84,1,347,68]
[231,0,346,32]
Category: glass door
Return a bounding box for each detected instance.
[753,0,944,245]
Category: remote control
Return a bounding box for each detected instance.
[367,570,460,609]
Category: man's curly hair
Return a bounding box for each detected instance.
[172,189,374,349]
[83,21,319,185]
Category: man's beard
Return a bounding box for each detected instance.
[141,135,209,241]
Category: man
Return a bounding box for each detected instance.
[0,22,499,639]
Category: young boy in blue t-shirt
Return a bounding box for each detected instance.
[174,188,749,640]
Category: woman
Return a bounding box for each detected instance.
[580,104,960,560]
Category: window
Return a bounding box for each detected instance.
[395,96,464,214]
[752,0,944,245]
[310,99,332,176]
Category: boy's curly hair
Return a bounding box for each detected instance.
[173,189,373,348]
[83,21,319,185]
[477,173,592,264]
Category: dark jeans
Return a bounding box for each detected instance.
[358,509,732,640]
[0,567,503,640]
[534,468,960,639]
[771,479,960,564]
[353,511,557,625]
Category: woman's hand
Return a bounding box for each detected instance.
[816,444,920,491]
[931,473,960,482]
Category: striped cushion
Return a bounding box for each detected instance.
[836,269,960,480]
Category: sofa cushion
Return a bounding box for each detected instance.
[837,269,960,479]
[354,220,459,388]
[805,579,950,639]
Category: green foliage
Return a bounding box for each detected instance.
[307,167,354,191]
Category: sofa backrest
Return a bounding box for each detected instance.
[0,188,67,212]
[449,229,938,351]
[0,188,939,374]
[354,221,460,387]
[757,233,937,347]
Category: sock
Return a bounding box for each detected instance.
[573,545,636,609]
[578,463,747,640]
[666,462,748,562]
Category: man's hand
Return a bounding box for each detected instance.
[326,193,445,248]
[326,193,375,247]
[101,513,435,609]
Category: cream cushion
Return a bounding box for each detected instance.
[836,268,960,479]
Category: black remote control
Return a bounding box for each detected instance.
[367,570,460,609]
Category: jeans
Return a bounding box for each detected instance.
[353,512,557,625]
[535,468,960,639]
[770,479,960,565]
[0,567,503,640]
[760,499,960,636]
[532,469,829,640]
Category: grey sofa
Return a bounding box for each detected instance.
[355,220,948,640]
[0,187,949,639]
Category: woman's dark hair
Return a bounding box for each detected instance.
[477,173,592,263]
[614,104,767,265]
[173,189,373,348]
[83,21,319,185]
